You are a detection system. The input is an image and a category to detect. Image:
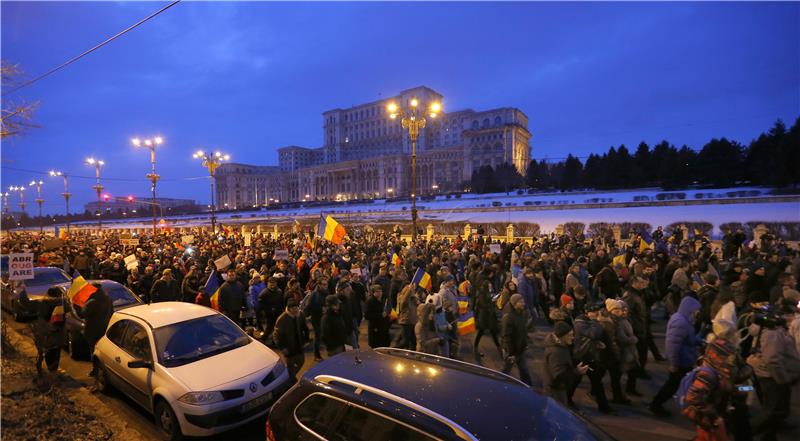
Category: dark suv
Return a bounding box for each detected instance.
[267,348,614,441]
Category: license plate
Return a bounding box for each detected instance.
[241,392,272,412]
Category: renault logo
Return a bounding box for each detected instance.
[249,383,258,393]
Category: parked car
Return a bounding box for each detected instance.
[1,267,71,321]
[93,302,292,440]
[267,348,614,441]
[63,280,143,359]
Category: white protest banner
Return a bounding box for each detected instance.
[9,253,35,280]
[489,244,501,254]
[243,233,251,247]
[120,238,139,246]
[181,235,194,245]
[274,249,289,260]
[214,255,232,271]
[124,254,138,270]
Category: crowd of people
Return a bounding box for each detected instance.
[3,222,800,440]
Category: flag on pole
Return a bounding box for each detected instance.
[317,214,346,245]
[204,271,222,311]
[612,254,626,267]
[412,268,432,291]
[55,227,67,240]
[49,304,65,324]
[66,271,97,307]
[391,253,402,267]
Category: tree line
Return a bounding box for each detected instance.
[471,118,800,193]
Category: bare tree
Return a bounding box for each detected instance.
[1,61,39,139]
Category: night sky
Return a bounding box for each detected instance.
[2,1,798,215]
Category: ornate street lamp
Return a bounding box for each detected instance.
[193,150,229,233]
[85,158,105,229]
[49,170,71,232]
[29,180,44,232]
[387,98,442,241]
[132,136,163,235]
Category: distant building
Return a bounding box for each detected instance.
[216,86,531,208]
[84,197,197,215]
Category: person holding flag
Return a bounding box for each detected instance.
[196,269,220,307]
[318,214,346,245]
[83,282,112,379]
[18,285,66,379]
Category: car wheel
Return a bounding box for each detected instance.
[155,400,183,441]
[94,360,112,394]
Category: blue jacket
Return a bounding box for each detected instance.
[665,296,703,369]
[248,281,265,313]
[517,274,538,312]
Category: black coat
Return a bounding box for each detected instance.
[364,296,391,348]
[150,278,180,303]
[273,311,309,356]
[501,308,528,356]
[218,280,246,320]
[321,309,347,349]
[474,281,499,332]
[83,289,113,342]
[258,287,285,320]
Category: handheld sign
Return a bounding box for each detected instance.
[489,244,501,254]
[9,253,35,280]
[120,238,139,246]
[274,249,289,260]
[181,235,194,245]
[214,255,232,271]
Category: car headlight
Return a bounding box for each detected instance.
[178,391,225,405]
[272,361,287,378]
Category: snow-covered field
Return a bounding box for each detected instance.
[66,186,798,238]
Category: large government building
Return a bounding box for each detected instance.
[216,86,531,208]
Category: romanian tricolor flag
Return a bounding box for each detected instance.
[66,272,97,308]
[456,294,470,316]
[456,311,476,336]
[612,253,626,267]
[412,268,432,291]
[55,227,67,240]
[318,214,346,245]
[49,303,65,325]
[458,280,471,297]
[204,270,222,311]
[391,253,402,267]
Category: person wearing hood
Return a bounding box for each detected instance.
[682,337,739,441]
[544,321,590,408]
[415,302,441,355]
[650,296,704,417]
[501,294,533,386]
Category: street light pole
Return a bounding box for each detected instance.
[387,98,441,242]
[49,171,71,232]
[86,158,105,230]
[29,180,44,232]
[132,136,163,235]
[2,192,9,216]
[193,150,229,234]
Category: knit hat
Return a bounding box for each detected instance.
[585,302,603,312]
[560,294,573,307]
[554,321,572,338]
[509,293,525,308]
[606,299,625,312]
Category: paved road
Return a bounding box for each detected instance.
[5,309,799,441]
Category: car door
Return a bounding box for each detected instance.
[115,321,156,411]
[99,319,131,390]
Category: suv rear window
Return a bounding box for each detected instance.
[295,394,436,441]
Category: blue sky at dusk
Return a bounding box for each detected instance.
[2,1,798,215]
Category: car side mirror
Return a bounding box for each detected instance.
[128,359,153,369]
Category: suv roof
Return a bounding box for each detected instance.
[302,348,612,441]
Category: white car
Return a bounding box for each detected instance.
[92,302,292,440]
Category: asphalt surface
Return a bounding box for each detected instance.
[4,307,799,441]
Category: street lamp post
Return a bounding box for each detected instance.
[387,98,442,241]
[9,186,26,212]
[2,191,10,216]
[49,170,71,232]
[86,158,105,230]
[29,180,44,232]
[132,136,163,235]
[193,150,229,233]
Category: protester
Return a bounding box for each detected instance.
[272,298,309,380]
[321,295,347,356]
[501,294,533,386]
[19,286,66,379]
[83,283,113,379]
[544,321,589,408]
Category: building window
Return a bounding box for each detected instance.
[472,120,479,129]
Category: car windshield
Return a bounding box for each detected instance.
[28,270,70,286]
[105,285,140,309]
[153,315,250,367]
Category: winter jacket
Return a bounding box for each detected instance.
[273,311,309,356]
[549,307,573,328]
[150,278,181,303]
[516,274,538,313]
[83,288,113,342]
[683,338,736,430]
[248,281,265,314]
[748,324,800,385]
[665,296,703,369]
[543,333,578,395]
[321,309,347,350]
[364,296,391,348]
[501,308,528,357]
[573,315,606,366]
[181,276,200,303]
[19,292,65,350]
[415,303,441,354]
[218,280,246,321]
[397,287,419,325]
[258,287,285,321]
[597,314,620,363]
[613,315,639,371]
[622,289,647,337]
[474,280,499,332]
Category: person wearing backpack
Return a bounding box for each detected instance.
[680,337,738,441]
[651,296,704,417]
[573,302,614,413]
